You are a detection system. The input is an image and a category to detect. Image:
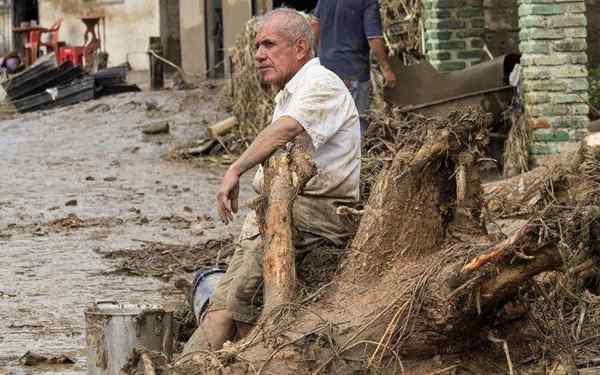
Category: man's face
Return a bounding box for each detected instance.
[255,19,307,89]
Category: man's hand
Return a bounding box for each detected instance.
[382,65,397,88]
[216,168,240,225]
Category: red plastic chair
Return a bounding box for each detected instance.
[41,18,64,54]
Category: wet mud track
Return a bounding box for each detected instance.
[0,85,252,374]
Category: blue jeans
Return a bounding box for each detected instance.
[344,80,370,136]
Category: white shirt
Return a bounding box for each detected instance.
[255,58,361,203]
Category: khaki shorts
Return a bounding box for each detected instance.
[208,196,355,323]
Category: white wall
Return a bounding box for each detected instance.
[39,0,160,70]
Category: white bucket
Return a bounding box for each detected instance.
[85,301,174,375]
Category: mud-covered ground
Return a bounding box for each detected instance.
[0,82,254,374]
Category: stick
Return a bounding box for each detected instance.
[487,334,514,375]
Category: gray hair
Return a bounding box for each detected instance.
[257,8,316,58]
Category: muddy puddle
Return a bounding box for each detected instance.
[0,83,253,374]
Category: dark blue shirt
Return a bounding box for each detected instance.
[315,0,383,82]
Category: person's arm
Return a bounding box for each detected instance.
[364,0,397,88]
[368,37,397,88]
[216,116,305,224]
[310,19,320,51]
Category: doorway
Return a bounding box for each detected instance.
[12,0,38,55]
[273,0,318,12]
[205,0,224,78]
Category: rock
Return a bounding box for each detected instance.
[65,199,78,207]
[142,120,170,135]
[19,351,75,366]
[85,103,110,113]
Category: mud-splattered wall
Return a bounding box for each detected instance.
[39,0,159,70]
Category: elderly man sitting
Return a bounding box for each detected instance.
[184,7,361,353]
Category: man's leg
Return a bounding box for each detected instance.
[182,211,263,354]
[183,310,235,353]
[346,80,371,136]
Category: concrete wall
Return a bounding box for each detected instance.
[39,0,159,71]
[180,0,206,75]
[222,0,252,76]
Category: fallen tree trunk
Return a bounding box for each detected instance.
[257,146,316,315]
[171,113,600,374]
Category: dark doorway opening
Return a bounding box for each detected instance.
[159,0,182,72]
[13,0,38,27]
[12,0,38,57]
[205,0,224,78]
[273,0,318,13]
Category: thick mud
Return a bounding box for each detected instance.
[0,83,253,374]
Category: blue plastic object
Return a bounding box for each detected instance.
[191,266,226,323]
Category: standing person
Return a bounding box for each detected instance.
[183,8,361,353]
[312,0,397,134]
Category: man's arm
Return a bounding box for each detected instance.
[368,37,397,88]
[216,116,305,224]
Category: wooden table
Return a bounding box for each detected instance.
[12,26,50,66]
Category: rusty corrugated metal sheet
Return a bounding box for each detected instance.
[383,54,520,116]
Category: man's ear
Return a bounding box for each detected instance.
[296,38,310,60]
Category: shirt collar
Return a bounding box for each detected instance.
[281,58,320,95]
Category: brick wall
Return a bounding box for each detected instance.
[423,0,485,72]
[519,0,589,155]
